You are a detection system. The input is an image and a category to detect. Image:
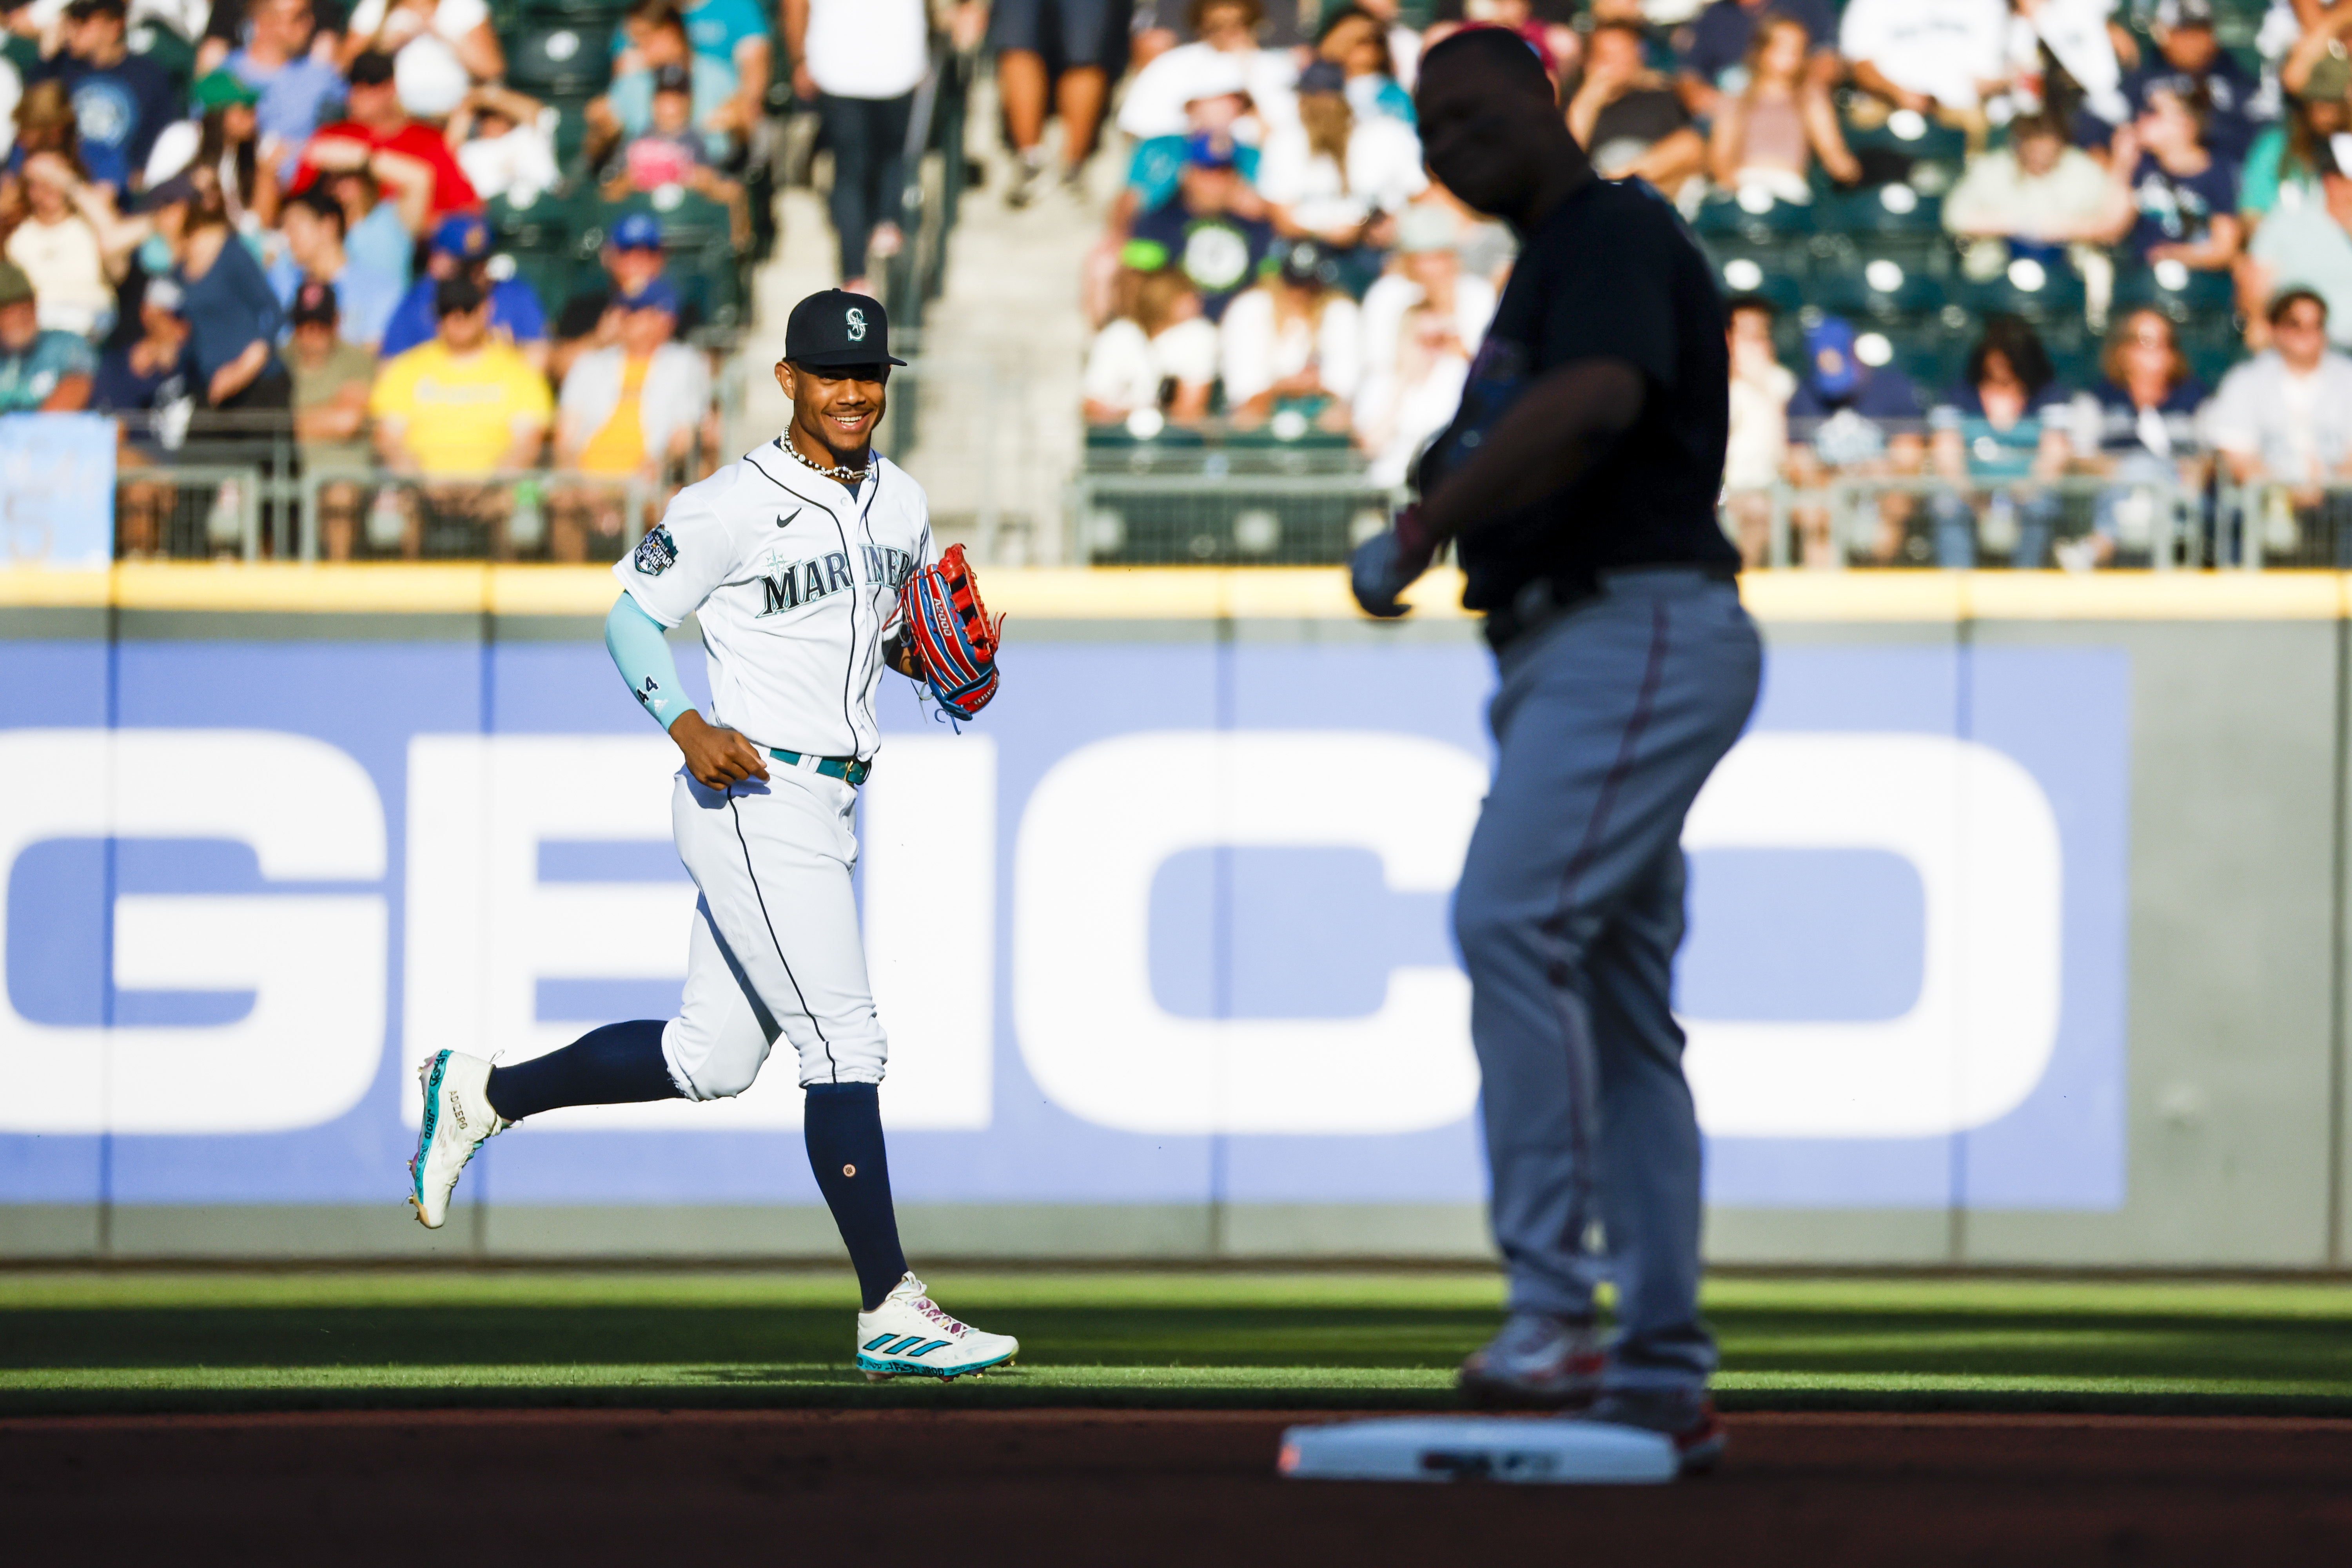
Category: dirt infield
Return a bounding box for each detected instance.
[8,1408,2350,1564]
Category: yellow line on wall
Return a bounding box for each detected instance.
[1,564,2345,621]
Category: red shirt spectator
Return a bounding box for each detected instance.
[292,49,480,217]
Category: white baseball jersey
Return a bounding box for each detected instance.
[612,441,936,763]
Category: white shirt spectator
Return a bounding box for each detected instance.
[0,56,19,149]
[1356,267,1494,421]
[6,210,111,336]
[1726,356,1797,490]
[1839,0,2010,111]
[1256,114,1427,236]
[804,0,929,100]
[456,116,562,205]
[348,0,494,117]
[1119,42,1298,139]
[2020,0,2126,123]
[1081,315,1220,414]
[1219,286,1363,407]
[559,340,713,467]
[1358,307,1469,485]
[2201,347,2352,483]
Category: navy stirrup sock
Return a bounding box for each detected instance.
[483,1020,682,1122]
[805,1082,909,1311]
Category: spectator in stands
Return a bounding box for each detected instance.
[2066,305,2208,567]
[2203,287,2352,530]
[340,0,503,120]
[2,81,83,223]
[591,1,740,169]
[1315,5,1413,125]
[0,257,93,408]
[553,276,709,561]
[601,63,749,247]
[1705,14,1859,203]
[10,151,111,335]
[1119,65,1257,221]
[618,0,769,152]
[987,0,1124,205]
[2097,85,2242,273]
[2114,0,2272,165]
[1722,292,1795,565]
[1566,20,1704,199]
[1675,0,1838,123]
[1357,201,1494,427]
[1356,299,1468,485]
[94,275,196,556]
[2243,136,2352,346]
[368,274,551,554]
[1422,1,1577,89]
[286,279,377,560]
[1837,0,2012,146]
[1942,110,2116,246]
[34,0,175,193]
[550,210,682,383]
[1082,260,1218,425]
[786,0,926,296]
[172,178,289,422]
[2240,48,2349,231]
[446,84,561,208]
[181,70,280,234]
[379,211,547,370]
[1929,314,2074,566]
[296,51,480,220]
[1119,0,1296,147]
[1127,136,1275,322]
[325,165,425,287]
[1219,237,1361,430]
[1786,316,1925,564]
[227,0,346,180]
[274,187,400,348]
[1257,58,1424,285]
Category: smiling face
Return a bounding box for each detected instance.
[779,360,890,463]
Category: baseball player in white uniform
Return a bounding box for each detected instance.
[408,290,1019,1382]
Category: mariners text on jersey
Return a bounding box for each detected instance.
[613,439,938,763]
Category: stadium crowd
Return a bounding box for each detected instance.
[1079,0,2352,567]
[0,0,746,559]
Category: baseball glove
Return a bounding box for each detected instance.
[898,543,1004,720]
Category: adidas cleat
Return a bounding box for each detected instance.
[855,1272,1019,1380]
[407,1050,508,1229]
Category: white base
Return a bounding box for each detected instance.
[1277,1417,1681,1485]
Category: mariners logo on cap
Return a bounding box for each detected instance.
[846,307,867,342]
[634,524,678,576]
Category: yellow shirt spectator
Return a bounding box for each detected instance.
[369,337,554,475]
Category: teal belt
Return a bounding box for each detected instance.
[771,748,870,786]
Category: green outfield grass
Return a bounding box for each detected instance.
[5,1270,2352,1417]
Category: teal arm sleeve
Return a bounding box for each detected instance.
[606,593,696,732]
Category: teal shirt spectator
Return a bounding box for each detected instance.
[607,55,740,157]
[1126,134,1261,213]
[2238,123,2329,220]
[346,202,415,292]
[0,328,98,411]
[613,0,766,76]
[1931,383,2072,481]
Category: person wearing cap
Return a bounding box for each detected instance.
[176,69,279,230]
[368,274,553,552]
[1127,133,1276,321]
[1786,314,1925,564]
[31,0,176,192]
[287,280,380,560]
[1218,236,1362,429]
[1356,200,1495,428]
[0,258,96,412]
[377,210,550,367]
[294,49,482,220]
[784,0,927,294]
[2109,0,2274,164]
[2246,135,2352,348]
[1083,68,1258,328]
[274,189,403,350]
[2241,39,2352,233]
[1258,57,1425,267]
[92,273,198,554]
[550,209,689,383]
[553,276,711,560]
[226,0,348,178]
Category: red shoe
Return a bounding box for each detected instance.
[1457,1313,1604,1410]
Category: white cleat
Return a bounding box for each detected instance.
[855,1273,1019,1381]
[407,1050,508,1229]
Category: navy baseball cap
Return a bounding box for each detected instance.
[1806,316,1861,399]
[619,278,679,315]
[431,213,491,260]
[611,212,664,251]
[784,289,905,369]
[1183,131,1239,170]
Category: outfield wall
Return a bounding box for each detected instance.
[0,566,2344,1269]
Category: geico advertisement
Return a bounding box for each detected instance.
[0,638,2126,1211]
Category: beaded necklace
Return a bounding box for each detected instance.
[782,434,871,484]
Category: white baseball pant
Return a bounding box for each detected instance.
[660,761,889,1098]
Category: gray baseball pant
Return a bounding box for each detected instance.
[1453,567,1762,1394]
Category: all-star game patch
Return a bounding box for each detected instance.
[634,524,678,575]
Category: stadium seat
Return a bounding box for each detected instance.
[506,22,613,97]
[513,0,632,20]
[488,186,599,312]
[1842,106,1970,165]
[2112,261,2237,320]
[1954,256,2088,324]
[1818,183,1945,239]
[539,92,604,169]
[1811,254,1947,321]
[1693,189,1817,240]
